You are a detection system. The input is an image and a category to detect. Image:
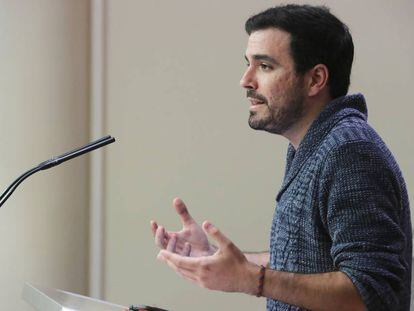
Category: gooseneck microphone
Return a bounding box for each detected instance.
[0,135,115,208]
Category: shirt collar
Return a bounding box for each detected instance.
[277,93,368,202]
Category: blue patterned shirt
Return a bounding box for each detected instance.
[267,94,412,311]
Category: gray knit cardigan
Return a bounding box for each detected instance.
[267,94,412,311]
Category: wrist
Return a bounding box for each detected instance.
[241,262,264,296]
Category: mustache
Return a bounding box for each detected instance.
[246,90,267,103]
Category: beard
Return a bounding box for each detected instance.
[247,81,305,135]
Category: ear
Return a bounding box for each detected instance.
[305,64,329,97]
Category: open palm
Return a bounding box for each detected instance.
[151,198,216,257]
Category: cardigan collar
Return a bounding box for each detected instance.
[276,93,368,202]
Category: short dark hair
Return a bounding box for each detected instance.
[245,5,354,99]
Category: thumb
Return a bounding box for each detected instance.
[202,221,231,248]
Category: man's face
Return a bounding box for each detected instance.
[240,28,305,135]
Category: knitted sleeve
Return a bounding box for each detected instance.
[319,141,409,311]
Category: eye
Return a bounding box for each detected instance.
[260,63,273,71]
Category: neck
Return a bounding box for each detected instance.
[284,94,331,150]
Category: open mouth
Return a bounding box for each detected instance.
[249,97,265,110]
[248,98,266,108]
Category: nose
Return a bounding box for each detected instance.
[240,67,257,90]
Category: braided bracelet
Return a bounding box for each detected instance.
[256,265,266,297]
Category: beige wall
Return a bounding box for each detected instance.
[102,0,414,310]
[1,0,413,310]
[0,1,90,310]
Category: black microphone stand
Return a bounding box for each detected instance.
[0,135,115,208]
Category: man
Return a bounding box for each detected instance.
[151,5,412,311]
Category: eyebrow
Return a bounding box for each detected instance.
[245,54,278,65]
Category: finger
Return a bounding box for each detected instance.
[161,256,198,284]
[150,220,158,236]
[158,252,179,272]
[166,234,177,252]
[157,252,195,273]
[182,242,191,256]
[155,226,168,249]
[173,197,195,226]
[202,221,231,248]
[159,250,198,271]
[177,268,198,283]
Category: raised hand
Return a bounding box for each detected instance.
[151,198,217,257]
[157,221,258,295]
